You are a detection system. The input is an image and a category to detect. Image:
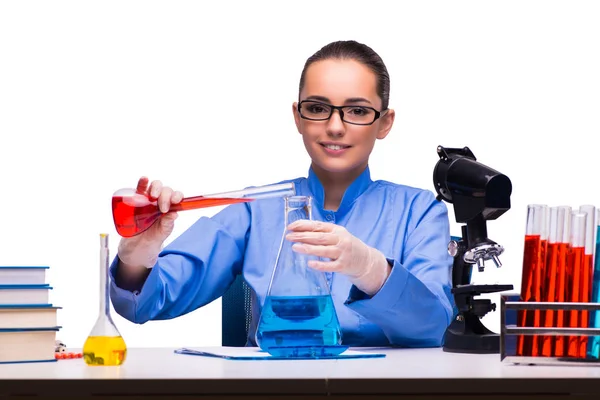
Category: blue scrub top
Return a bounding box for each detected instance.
[110,166,455,347]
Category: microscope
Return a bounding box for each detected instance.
[433,146,514,354]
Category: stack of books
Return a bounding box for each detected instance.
[0,266,61,364]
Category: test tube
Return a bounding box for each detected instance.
[567,212,586,358]
[587,209,600,359]
[534,206,549,356]
[554,207,571,357]
[579,205,596,357]
[517,204,548,357]
[541,207,562,357]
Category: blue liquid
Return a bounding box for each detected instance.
[256,295,343,357]
[587,226,600,359]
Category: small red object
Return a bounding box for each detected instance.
[55,351,83,360]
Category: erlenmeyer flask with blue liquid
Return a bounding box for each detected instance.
[256,195,344,358]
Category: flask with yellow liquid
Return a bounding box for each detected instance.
[83,233,127,366]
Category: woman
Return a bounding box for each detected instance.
[111,40,454,348]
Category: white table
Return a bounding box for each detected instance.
[2,347,600,399]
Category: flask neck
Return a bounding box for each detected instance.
[284,196,313,226]
[99,244,110,316]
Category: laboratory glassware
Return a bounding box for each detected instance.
[566,213,586,358]
[83,233,127,366]
[112,182,295,238]
[578,205,595,357]
[553,207,571,357]
[587,209,600,359]
[255,196,344,358]
[517,204,548,357]
[541,206,563,357]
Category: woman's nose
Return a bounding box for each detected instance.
[326,109,346,137]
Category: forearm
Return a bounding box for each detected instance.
[109,211,249,324]
[345,259,453,347]
[349,248,392,296]
[114,257,151,292]
[113,232,164,292]
[110,252,207,323]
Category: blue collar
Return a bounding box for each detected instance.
[307,165,373,218]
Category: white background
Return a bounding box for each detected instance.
[1,0,598,349]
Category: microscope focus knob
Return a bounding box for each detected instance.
[448,240,459,257]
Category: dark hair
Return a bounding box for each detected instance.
[298,40,390,110]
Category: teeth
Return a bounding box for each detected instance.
[324,144,346,150]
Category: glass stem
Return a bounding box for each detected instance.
[100,234,110,317]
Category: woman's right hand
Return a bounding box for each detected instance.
[118,176,184,270]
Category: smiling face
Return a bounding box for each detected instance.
[293,59,395,181]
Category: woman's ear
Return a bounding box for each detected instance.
[292,102,302,133]
[376,108,395,140]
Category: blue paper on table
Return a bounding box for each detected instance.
[174,346,386,360]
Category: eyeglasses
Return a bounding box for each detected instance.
[297,100,385,126]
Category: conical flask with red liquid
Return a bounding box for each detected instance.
[112,182,295,238]
[255,196,344,358]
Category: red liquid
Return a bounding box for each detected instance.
[532,238,548,356]
[541,242,559,357]
[112,195,253,238]
[517,235,543,356]
[580,254,593,357]
[554,242,569,357]
[566,246,584,358]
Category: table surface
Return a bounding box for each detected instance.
[2,347,600,397]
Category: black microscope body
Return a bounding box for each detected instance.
[433,146,514,354]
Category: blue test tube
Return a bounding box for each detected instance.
[587,209,600,359]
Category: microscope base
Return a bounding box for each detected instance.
[442,315,500,354]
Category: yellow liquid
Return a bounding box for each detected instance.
[83,336,127,366]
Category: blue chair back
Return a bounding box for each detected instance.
[221,274,253,346]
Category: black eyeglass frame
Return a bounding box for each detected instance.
[297,100,385,126]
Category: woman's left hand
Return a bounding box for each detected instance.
[286,220,391,295]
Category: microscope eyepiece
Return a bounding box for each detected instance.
[433,146,512,223]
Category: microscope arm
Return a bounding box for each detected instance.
[434,146,513,353]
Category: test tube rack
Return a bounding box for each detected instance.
[500,294,600,366]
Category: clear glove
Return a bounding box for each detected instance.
[286,220,391,295]
[117,176,183,269]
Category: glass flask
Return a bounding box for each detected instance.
[83,233,127,366]
[255,195,344,358]
[112,182,295,238]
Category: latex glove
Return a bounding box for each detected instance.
[118,177,183,269]
[286,220,391,296]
